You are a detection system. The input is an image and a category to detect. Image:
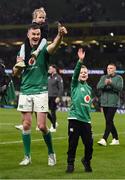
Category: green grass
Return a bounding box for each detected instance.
[0,108,125,179]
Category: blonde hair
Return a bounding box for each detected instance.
[32,7,46,21]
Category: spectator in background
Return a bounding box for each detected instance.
[97,63,124,146]
[48,64,64,132]
[66,48,93,173]
[0,58,16,106]
[0,59,6,99]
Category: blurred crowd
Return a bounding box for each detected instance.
[0,0,125,24]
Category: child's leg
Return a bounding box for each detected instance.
[67,120,80,165]
[37,38,47,51]
[81,123,93,162]
[19,44,25,60]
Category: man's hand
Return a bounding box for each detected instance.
[105,78,112,85]
[58,22,67,37]
[55,97,60,104]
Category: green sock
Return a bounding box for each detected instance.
[22,130,31,157]
[43,131,54,155]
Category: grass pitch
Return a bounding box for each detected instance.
[0,108,125,179]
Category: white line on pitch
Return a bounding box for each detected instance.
[0,136,66,145]
[1,132,125,145]
[0,123,15,125]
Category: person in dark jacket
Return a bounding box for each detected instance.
[66,48,93,173]
[0,59,6,99]
[0,58,16,106]
[97,63,124,146]
[48,64,64,132]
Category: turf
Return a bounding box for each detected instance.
[0,108,125,179]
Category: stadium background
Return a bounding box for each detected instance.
[1,1,125,179]
[0,0,125,109]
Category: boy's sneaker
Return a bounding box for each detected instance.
[97,138,107,146]
[48,153,56,166]
[15,124,23,130]
[66,164,74,173]
[81,158,92,172]
[110,138,120,145]
[19,156,31,166]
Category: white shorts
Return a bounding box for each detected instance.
[17,93,48,112]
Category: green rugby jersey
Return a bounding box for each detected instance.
[68,61,92,123]
[20,45,49,95]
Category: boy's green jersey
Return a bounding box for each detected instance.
[20,45,49,95]
[68,61,92,123]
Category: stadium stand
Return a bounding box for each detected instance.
[0,0,125,109]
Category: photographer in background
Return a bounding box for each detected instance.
[0,58,16,106]
[0,59,7,101]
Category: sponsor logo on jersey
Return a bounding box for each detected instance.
[84,95,91,103]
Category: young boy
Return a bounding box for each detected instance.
[66,48,93,173]
[15,7,48,71]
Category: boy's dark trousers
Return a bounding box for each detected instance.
[67,119,93,165]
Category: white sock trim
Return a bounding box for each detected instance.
[22,129,31,135]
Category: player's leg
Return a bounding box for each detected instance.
[17,94,32,165]
[34,93,56,166]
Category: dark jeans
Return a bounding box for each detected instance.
[67,119,93,165]
[47,97,57,128]
[102,107,118,140]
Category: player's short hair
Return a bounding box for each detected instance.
[50,64,58,71]
[28,23,41,31]
[32,7,46,20]
[108,63,116,67]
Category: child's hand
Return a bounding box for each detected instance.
[78,48,85,62]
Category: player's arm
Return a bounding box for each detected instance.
[47,23,67,55]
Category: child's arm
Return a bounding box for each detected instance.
[72,48,85,86]
[19,44,25,60]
